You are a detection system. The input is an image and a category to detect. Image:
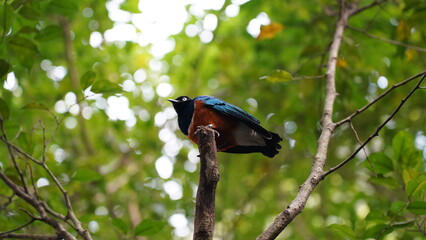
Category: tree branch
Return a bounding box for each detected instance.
[193,126,220,240]
[256,1,386,238]
[335,71,426,126]
[0,233,59,240]
[323,73,426,177]
[350,0,387,16]
[58,16,94,156]
[0,171,77,240]
[0,117,28,193]
[0,117,92,240]
[348,25,426,53]
[0,218,37,237]
[349,121,377,176]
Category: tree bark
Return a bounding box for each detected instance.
[193,126,220,240]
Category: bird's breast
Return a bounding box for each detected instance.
[188,100,239,151]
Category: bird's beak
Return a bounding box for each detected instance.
[168,99,178,103]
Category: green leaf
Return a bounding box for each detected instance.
[120,0,141,13]
[134,219,166,236]
[19,5,41,20]
[327,224,356,239]
[364,152,393,174]
[0,98,10,120]
[80,71,97,90]
[91,80,122,95]
[0,4,14,34]
[22,103,50,111]
[406,174,426,199]
[261,70,293,83]
[17,132,34,155]
[73,169,103,182]
[368,175,399,188]
[390,201,406,214]
[0,59,10,80]
[392,220,414,228]
[9,36,38,53]
[407,201,426,215]
[392,131,417,167]
[47,1,78,18]
[402,168,418,186]
[112,218,129,234]
[365,223,393,239]
[8,36,39,68]
[35,25,62,42]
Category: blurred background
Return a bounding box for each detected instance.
[0,0,425,239]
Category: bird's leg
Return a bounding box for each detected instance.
[207,124,220,137]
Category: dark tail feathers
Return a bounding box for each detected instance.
[224,131,282,158]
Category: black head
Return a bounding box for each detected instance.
[168,96,193,111]
[168,96,194,135]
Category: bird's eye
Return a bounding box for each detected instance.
[182,97,187,101]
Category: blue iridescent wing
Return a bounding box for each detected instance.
[195,96,272,138]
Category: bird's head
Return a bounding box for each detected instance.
[168,96,193,112]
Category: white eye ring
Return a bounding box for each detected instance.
[182,97,187,101]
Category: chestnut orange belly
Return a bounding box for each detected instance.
[188,100,239,151]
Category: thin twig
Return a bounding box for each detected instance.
[40,120,47,163]
[0,137,42,165]
[0,172,77,240]
[0,233,59,240]
[293,75,326,80]
[0,218,36,237]
[348,25,426,53]
[0,126,91,239]
[350,0,387,16]
[40,161,90,237]
[335,71,426,126]
[323,73,426,178]
[0,193,15,210]
[19,208,38,219]
[27,163,39,199]
[376,201,409,239]
[0,119,29,193]
[349,121,376,176]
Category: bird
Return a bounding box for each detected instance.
[168,96,282,158]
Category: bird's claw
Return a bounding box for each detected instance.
[207,124,220,137]
[193,125,220,137]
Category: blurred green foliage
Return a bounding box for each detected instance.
[0,0,425,239]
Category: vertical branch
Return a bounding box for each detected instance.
[58,16,94,155]
[256,1,357,239]
[0,118,28,193]
[193,126,220,240]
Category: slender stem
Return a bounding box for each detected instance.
[58,16,94,156]
[0,233,59,240]
[0,128,92,239]
[323,73,426,178]
[0,219,36,237]
[349,121,376,176]
[350,0,387,16]
[256,2,352,239]
[348,25,426,53]
[335,71,426,126]
[0,119,29,193]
